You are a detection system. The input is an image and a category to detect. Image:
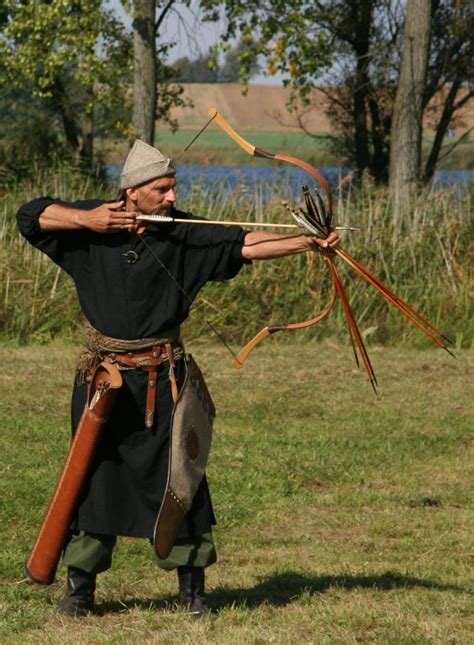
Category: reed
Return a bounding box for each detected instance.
[1,164,472,348]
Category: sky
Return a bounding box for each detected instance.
[108,0,284,85]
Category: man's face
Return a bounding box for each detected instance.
[126,175,177,216]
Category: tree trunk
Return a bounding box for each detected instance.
[368,95,389,183]
[389,0,431,214]
[80,112,94,166]
[352,65,371,178]
[422,80,460,183]
[132,0,156,144]
[350,0,373,180]
[51,78,80,153]
[80,86,94,165]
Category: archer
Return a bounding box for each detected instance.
[17,138,339,617]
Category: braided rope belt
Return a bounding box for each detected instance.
[77,320,184,428]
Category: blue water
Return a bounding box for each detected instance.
[108,163,473,199]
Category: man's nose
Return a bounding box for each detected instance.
[166,188,176,203]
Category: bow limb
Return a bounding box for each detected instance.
[233,277,337,368]
[208,107,333,215]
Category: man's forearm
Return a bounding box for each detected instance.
[38,204,89,231]
[242,231,316,260]
[37,200,136,233]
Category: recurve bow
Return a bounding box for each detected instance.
[206,107,454,390]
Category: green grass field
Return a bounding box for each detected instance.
[102,131,337,168]
[0,341,472,643]
[102,131,474,169]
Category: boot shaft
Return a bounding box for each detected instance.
[57,567,96,617]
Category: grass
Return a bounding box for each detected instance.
[1,164,472,347]
[161,131,337,167]
[102,132,474,169]
[0,341,472,643]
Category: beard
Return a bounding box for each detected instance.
[156,204,173,216]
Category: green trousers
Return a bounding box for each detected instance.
[62,531,217,575]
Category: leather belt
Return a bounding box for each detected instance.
[102,342,182,428]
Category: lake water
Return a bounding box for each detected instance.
[108,163,473,199]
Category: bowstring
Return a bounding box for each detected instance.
[175,112,218,161]
[137,232,239,362]
[136,112,250,362]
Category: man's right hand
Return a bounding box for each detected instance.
[39,201,138,233]
[85,201,138,233]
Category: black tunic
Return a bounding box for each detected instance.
[17,197,249,538]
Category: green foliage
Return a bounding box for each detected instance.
[0,88,65,176]
[218,41,261,82]
[153,41,197,134]
[0,0,130,103]
[0,0,203,161]
[0,0,132,162]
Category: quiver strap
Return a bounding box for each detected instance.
[25,362,122,585]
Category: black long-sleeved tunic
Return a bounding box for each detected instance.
[17,197,249,538]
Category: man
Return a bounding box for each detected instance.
[17,140,339,618]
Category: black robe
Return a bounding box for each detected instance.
[17,197,249,538]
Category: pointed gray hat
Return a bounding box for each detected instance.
[120,140,176,189]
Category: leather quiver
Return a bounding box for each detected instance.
[25,362,122,585]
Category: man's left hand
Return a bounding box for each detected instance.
[306,231,340,256]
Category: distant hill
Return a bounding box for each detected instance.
[169,83,474,136]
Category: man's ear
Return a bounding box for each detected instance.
[126,187,138,205]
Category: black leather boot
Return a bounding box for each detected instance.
[177,566,211,617]
[57,566,96,617]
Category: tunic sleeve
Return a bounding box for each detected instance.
[179,214,251,289]
[202,223,250,281]
[16,196,103,276]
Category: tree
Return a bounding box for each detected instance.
[171,54,219,82]
[132,0,158,143]
[125,0,196,143]
[203,0,473,188]
[421,0,474,183]
[0,0,130,164]
[170,43,259,82]
[218,41,260,82]
[0,0,196,162]
[389,0,431,212]
[202,0,398,181]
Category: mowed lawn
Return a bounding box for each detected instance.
[0,341,472,644]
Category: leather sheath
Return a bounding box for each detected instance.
[153,355,215,559]
[25,362,122,585]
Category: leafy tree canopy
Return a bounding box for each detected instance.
[200,0,473,183]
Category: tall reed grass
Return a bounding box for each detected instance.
[1,162,472,348]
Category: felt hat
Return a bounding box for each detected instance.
[120,140,176,189]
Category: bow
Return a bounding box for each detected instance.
[207,107,334,215]
[207,107,454,391]
[207,107,344,370]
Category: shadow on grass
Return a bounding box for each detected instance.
[95,570,471,615]
[209,571,471,610]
